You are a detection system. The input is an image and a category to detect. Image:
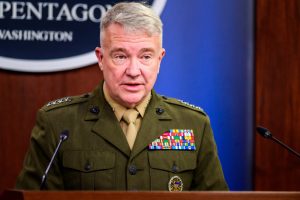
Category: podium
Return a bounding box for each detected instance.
[1,190,300,200]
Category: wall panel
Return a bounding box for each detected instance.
[0,65,102,189]
[255,0,300,190]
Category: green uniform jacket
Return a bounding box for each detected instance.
[16,83,228,191]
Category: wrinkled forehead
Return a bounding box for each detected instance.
[100,23,162,42]
[100,23,162,46]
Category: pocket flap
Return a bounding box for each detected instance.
[63,150,115,172]
[148,151,196,172]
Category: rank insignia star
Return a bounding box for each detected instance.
[46,97,72,107]
[148,129,196,150]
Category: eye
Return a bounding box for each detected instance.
[143,55,152,60]
[112,54,127,65]
[140,53,153,64]
[114,55,127,60]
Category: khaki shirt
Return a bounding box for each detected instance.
[16,82,228,191]
[103,83,151,136]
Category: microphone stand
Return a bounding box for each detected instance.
[40,130,69,190]
[256,126,300,159]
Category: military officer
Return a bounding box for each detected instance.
[16,2,228,191]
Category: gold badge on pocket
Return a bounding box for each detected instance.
[168,175,183,191]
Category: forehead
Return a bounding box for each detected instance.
[101,24,162,49]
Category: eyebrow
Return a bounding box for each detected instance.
[139,48,155,54]
[110,48,128,55]
[109,47,155,56]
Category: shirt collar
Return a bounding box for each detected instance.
[135,92,151,118]
[103,82,151,121]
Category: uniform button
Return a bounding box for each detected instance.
[85,164,92,171]
[90,106,100,114]
[172,164,179,173]
[156,108,164,115]
[128,165,137,175]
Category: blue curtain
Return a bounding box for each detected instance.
[155,0,254,190]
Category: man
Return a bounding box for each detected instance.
[16,2,228,191]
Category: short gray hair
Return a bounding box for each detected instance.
[100,2,163,45]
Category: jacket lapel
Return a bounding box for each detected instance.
[131,91,172,159]
[85,83,131,157]
[92,105,131,157]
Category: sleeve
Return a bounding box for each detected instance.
[191,116,229,190]
[15,109,64,190]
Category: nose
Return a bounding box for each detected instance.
[126,58,141,77]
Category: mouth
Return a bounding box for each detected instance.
[121,82,143,91]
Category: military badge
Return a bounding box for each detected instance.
[46,97,72,107]
[178,99,204,112]
[168,176,183,192]
[148,129,196,150]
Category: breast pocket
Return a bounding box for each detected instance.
[62,150,115,190]
[148,150,197,191]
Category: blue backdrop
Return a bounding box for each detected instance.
[155,0,254,190]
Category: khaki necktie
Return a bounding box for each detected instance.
[122,109,139,149]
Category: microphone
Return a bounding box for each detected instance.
[256,126,300,159]
[40,130,69,190]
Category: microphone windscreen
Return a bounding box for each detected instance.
[256,126,272,138]
[60,130,69,141]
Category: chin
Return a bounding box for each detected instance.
[122,96,144,108]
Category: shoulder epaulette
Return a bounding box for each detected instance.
[162,96,207,116]
[41,93,91,112]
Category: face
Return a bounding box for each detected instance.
[95,23,165,108]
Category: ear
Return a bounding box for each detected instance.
[157,48,166,73]
[95,47,104,71]
[159,48,166,61]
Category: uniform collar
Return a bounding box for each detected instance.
[102,82,151,121]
